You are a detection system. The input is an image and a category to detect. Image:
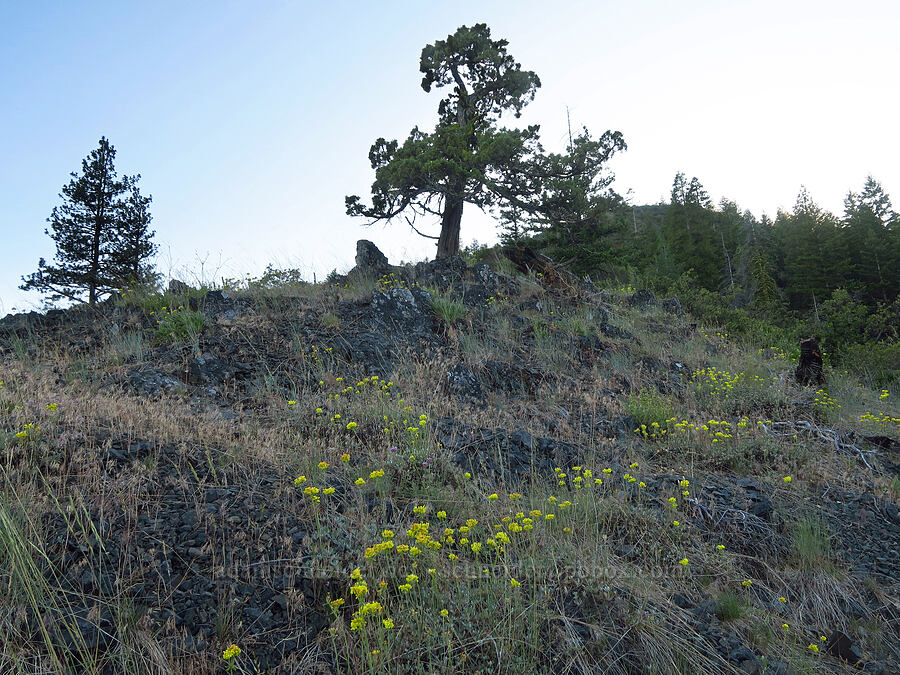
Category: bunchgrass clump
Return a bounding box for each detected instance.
[792,517,831,571]
[626,388,677,437]
[431,296,467,325]
[153,306,205,345]
[714,590,747,621]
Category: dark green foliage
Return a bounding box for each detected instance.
[346,24,625,259]
[772,187,839,311]
[818,289,869,355]
[21,138,156,305]
[114,178,156,287]
[503,169,898,381]
[839,177,899,304]
[660,174,742,292]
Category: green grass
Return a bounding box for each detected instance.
[714,590,747,621]
[626,388,677,430]
[154,307,205,345]
[792,517,832,571]
[431,296,467,325]
[108,330,145,363]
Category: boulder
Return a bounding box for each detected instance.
[413,256,467,289]
[628,289,656,307]
[355,240,390,274]
[370,286,433,338]
[168,279,192,295]
[203,290,239,321]
[186,357,251,387]
[662,296,683,315]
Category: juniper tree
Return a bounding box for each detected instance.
[21,137,156,304]
[346,23,625,258]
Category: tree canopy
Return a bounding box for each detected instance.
[21,137,156,305]
[346,23,626,258]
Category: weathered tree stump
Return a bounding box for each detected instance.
[795,337,825,386]
[501,244,548,276]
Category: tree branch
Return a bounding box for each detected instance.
[405,216,440,240]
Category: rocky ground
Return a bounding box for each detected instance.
[0,241,897,673]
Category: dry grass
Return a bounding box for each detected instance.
[0,269,896,673]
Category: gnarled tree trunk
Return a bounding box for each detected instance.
[436,194,463,258]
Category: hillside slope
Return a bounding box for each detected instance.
[0,242,897,674]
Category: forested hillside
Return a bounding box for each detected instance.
[503,174,899,385]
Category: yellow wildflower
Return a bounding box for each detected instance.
[223,644,241,660]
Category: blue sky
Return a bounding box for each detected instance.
[2,0,898,313]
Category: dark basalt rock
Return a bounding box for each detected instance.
[458,263,500,307]
[444,363,484,400]
[575,334,610,365]
[168,279,193,295]
[433,418,581,483]
[334,332,394,377]
[127,366,181,397]
[354,239,390,273]
[662,296,683,315]
[370,286,433,337]
[748,496,773,521]
[202,289,240,321]
[599,322,634,340]
[412,255,467,289]
[824,630,863,665]
[628,289,656,307]
[482,360,544,396]
[186,356,251,387]
[106,439,152,462]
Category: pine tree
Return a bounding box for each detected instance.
[21,137,156,305]
[840,176,897,303]
[663,173,722,289]
[113,177,156,286]
[772,187,838,312]
[734,212,782,314]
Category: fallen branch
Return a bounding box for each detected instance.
[686,498,777,546]
[757,420,877,470]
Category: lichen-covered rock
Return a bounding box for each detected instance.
[370,286,433,337]
[127,367,181,397]
[444,363,484,400]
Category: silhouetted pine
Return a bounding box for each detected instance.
[21,137,156,305]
